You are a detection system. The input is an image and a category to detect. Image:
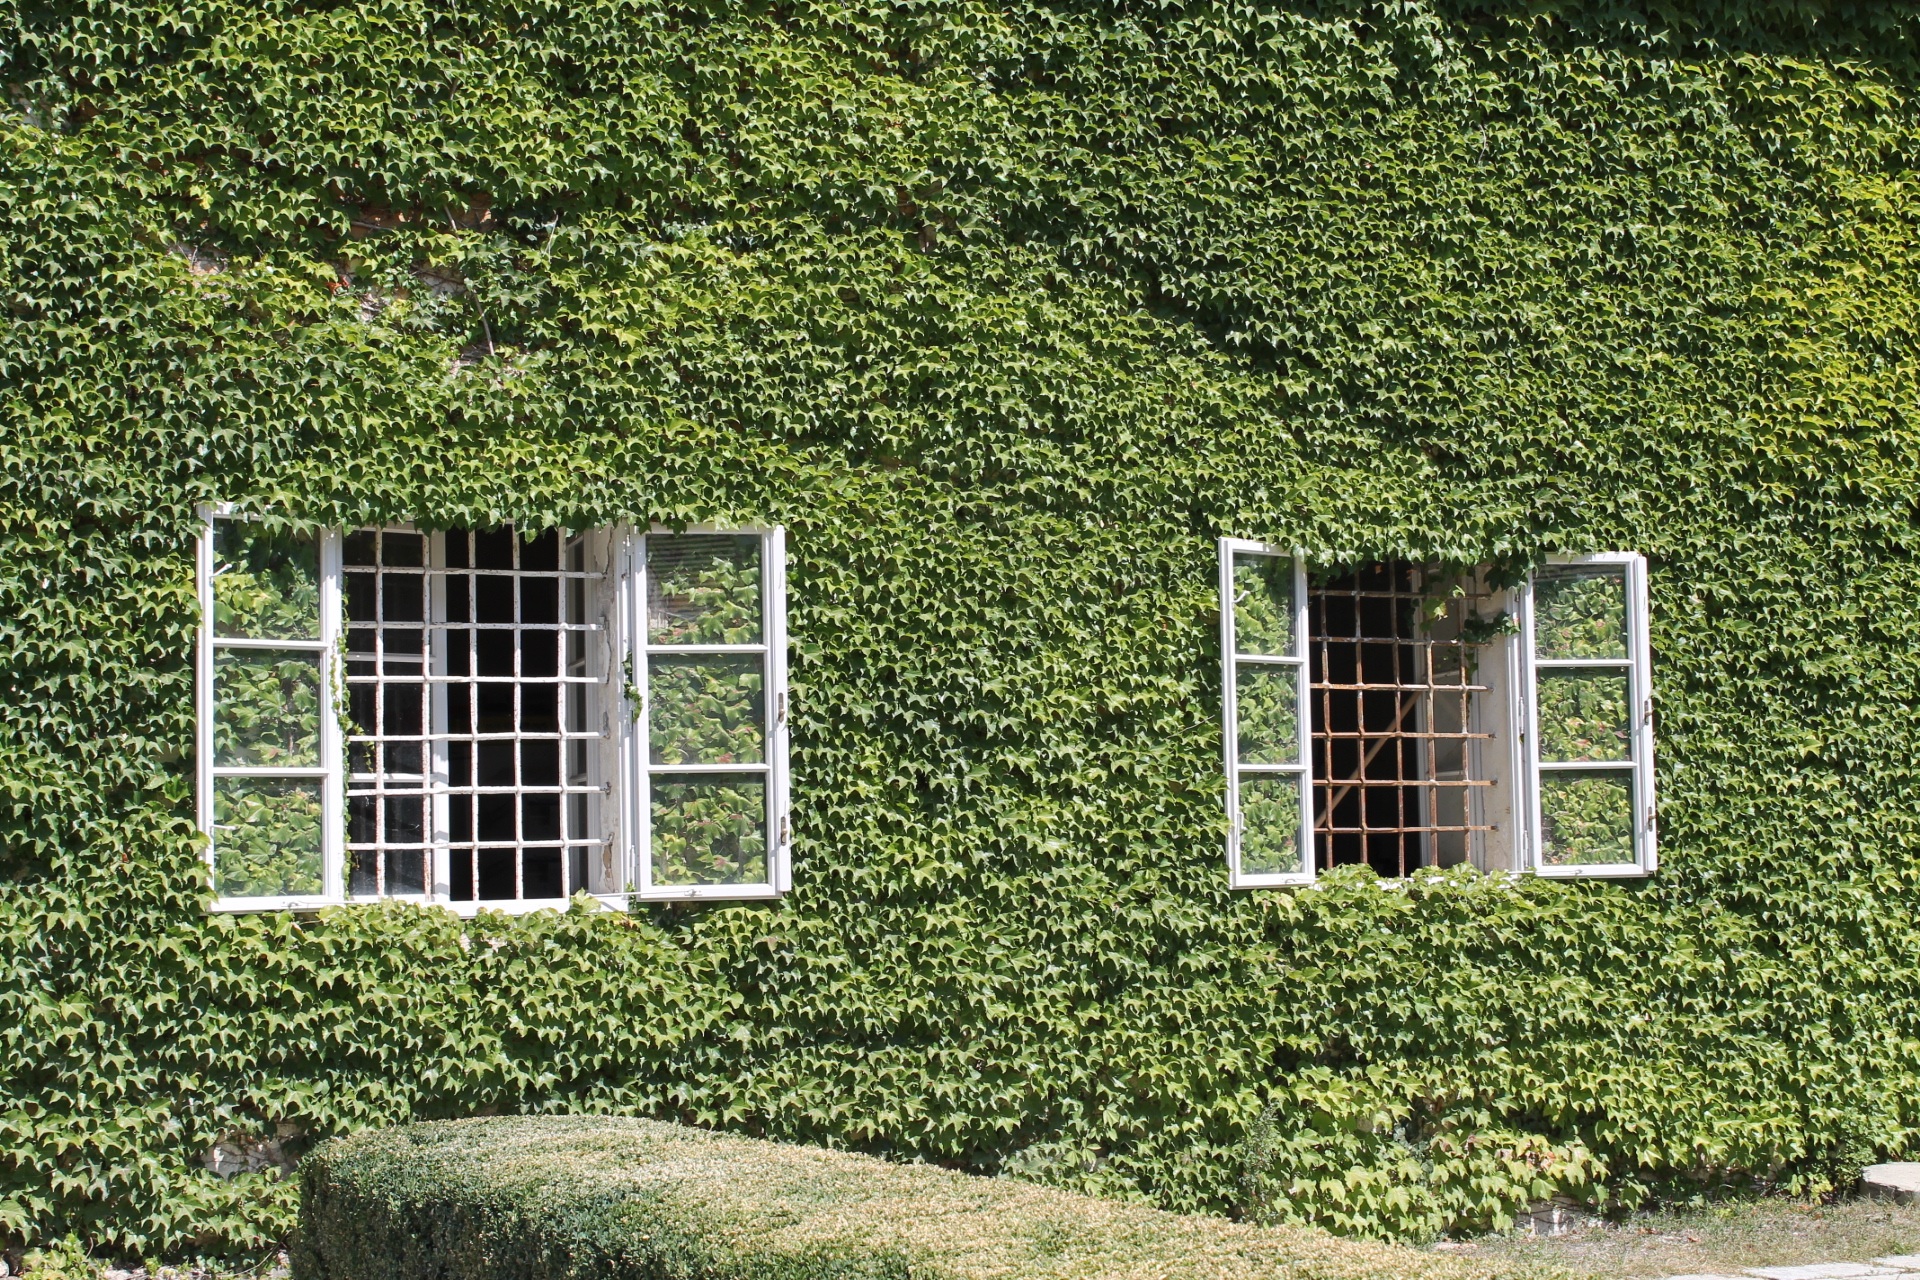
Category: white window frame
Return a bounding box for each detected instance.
[201,518,796,911]
[1520,551,1657,878]
[1217,543,1656,888]
[1219,538,1315,888]
[198,505,345,912]
[630,525,791,901]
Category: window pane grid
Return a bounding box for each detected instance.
[204,517,333,901]
[1528,558,1649,871]
[1220,544,1310,882]
[344,526,608,903]
[1310,561,1500,878]
[642,533,776,891]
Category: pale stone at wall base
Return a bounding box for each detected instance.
[201,1125,304,1179]
[1864,1163,1920,1205]
[1742,1264,1907,1279]
[1876,1262,1920,1271]
[1519,1197,1595,1237]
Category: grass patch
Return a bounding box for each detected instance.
[1465,1196,1920,1278]
[294,1116,1560,1280]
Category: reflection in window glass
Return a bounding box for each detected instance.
[1539,770,1635,865]
[214,649,322,768]
[1532,568,1627,660]
[1220,543,1311,885]
[1238,773,1303,876]
[1536,670,1631,763]
[651,774,768,885]
[647,535,761,645]
[649,655,765,765]
[214,523,321,641]
[1235,663,1299,766]
[213,776,324,897]
[642,530,781,895]
[1231,553,1293,656]
[206,514,332,903]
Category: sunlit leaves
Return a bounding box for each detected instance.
[3,0,1920,1258]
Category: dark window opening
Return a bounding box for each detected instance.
[344,524,607,903]
[1309,561,1501,878]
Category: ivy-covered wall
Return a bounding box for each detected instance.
[5,0,1920,1256]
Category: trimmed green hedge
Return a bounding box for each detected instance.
[293,1117,1527,1280]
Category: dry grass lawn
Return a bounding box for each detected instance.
[1460,1196,1920,1279]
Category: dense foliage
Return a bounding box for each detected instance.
[294,1115,1511,1280]
[4,0,1920,1257]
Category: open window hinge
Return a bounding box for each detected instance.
[776,691,787,724]
[779,815,790,846]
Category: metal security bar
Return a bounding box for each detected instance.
[1310,561,1498,877]
[343,526,609,903]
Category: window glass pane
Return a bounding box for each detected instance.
[651,773,767,886]
[1235,662,1299,765]
[649,655,765,765]
[214,521,321,640]
[523,848,563,897]
[1231,553,1293,656]
[387,848,426,895]
[1537,670,1632,763]
[1238,773,1303,876]
[381,532,424,567]
[214,649,322,767]
[520,529,559,572]
[348,846,378,896]
[478,849,517,899]
[647,535,761,645]
[1533,567,1627,660]
[1539,770,1635,865]
[213,777,323,897]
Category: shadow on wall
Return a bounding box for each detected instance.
[1432,0,1920,64]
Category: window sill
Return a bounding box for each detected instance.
[207,889,786,916]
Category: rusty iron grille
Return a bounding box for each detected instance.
[1309,561,1497,877]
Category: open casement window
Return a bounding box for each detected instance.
[198,508,343,910]
[1219,544,1658,886]
[632,528,790,900]
[199,517,628,914]
[1219,540,1314,887]
[1522,553,1656,876]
